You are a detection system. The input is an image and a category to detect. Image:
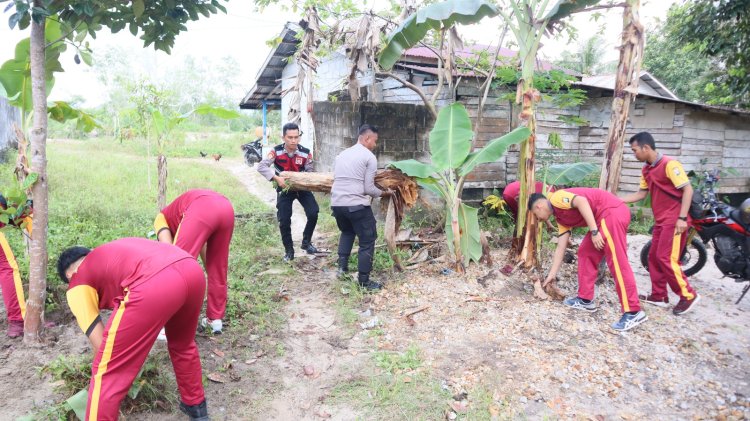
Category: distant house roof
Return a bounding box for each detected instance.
[239,23,300,110]
[576,71,750,115]
[577,71,679,100]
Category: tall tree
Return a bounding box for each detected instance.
[495,0,604,275]
[1,0,228,342]
[598,0,644,193]
[666,0,749,108]
[642,18,718,104]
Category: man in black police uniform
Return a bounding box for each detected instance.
[257,122,319,261]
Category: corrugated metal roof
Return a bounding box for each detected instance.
[576,71,750,115]
[239,23,300,110]
[577,71,679,100]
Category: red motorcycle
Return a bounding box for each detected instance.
[640,170,750,304]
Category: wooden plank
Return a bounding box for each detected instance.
[682,127,725,141]
[725,130,750,141]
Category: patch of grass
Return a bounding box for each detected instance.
[332,274,366,329]
[374,345,422,374]
[73,134,246,160]
[38,353,178,417]
[2,139,284,328]
[313,193,338,234]
[329,345,451,420]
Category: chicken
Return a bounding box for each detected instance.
[199,151,207,158]
[212,153,222,162]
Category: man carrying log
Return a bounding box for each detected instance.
[257,122,319,261]
[331,124,393,290]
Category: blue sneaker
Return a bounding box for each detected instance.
[563,296,598,312]
[611,311,648,332]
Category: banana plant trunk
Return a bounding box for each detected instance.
[598,0,644,193]
[450,192,464,273]
[25,7,48,343]
[157,154,168,210]
[513,30,541,269]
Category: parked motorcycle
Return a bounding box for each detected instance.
[640,169,750,303]
[241,138,263,167]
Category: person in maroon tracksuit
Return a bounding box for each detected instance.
[622,131,699,315]
[530,188,647,331]
[58,238,209,421]
[502,180,548,218]
[155,189,234,334]
[0,194,30,338]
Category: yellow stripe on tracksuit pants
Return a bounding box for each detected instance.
[601,219,631,313]
[670,228,695,300]
[88,291,130,420]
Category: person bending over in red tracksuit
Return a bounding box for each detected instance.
[622,131,700,315]
[58,238,209,421]
[529,188,648,332]
[502,180,556,231]
[154,189,234,334]
[0,194,31,338]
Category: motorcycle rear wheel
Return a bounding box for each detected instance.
[640,238,708,277]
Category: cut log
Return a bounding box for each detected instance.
[279,169,419,270]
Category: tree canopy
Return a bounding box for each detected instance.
[3,0,228,54]
[665,0,749,108]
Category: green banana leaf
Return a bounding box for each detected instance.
[416,176,449,201]
[429,103,473,171]
[389,159,436,178]
[544,161,599,186]
[66,388,88,420]
[458,126,531,176]
[543,0,603,25]
[445,203,482,265]
[378,0,499,71]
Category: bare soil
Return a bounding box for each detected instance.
[1,159,748,420]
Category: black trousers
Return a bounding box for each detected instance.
[332,205,377,275]
[277,190,319,251]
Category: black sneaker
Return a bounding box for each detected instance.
[283,250,294,262]
[180,400,209,421]
[357,273,383,291]
[301,241,318,254]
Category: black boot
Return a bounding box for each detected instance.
[358,272,382,290]
[337,256,349,276]
[283,247,294,262]
[301,238,318,254]
[180,400,209,421]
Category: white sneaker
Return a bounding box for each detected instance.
[200,318,223,334]
[157,327,167,341]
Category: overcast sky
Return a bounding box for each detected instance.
[0,0,677,107]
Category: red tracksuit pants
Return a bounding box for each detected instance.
[577,205,641,313]
[647,224,697,301]
[174,195,234,321]
[0,232,25,322]
[86,259,206,421]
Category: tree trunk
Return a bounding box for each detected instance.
[157,154,168,209]
[599,0,644,193]
[25,9,47,343]
[513,27,542,270]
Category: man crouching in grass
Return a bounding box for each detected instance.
[58,238,209,421]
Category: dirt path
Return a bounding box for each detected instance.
[221,159,366,420]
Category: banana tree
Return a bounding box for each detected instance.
[493,0,602,269]
[391,103,530,272]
